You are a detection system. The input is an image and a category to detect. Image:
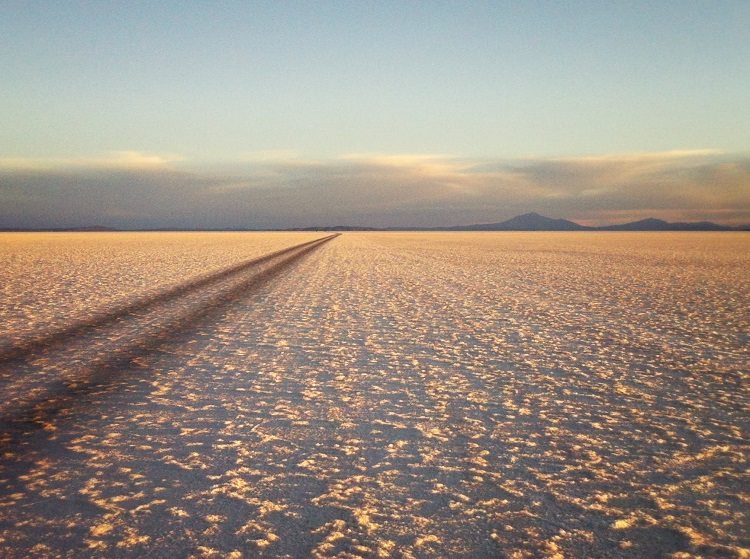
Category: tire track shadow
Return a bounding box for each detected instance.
[0,235,336,364]
[0,234,338,442]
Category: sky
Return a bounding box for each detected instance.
[1,0,749,229]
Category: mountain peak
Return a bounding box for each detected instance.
[447,212,588,231]
[498,212,589,231]
[442,213,735,232]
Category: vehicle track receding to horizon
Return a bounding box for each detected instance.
[0,231,747,559]
[0,234,338,434]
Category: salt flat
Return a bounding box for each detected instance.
[0,232,747,558]
[0,232,323,343]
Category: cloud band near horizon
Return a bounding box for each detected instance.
[1,150,748,229]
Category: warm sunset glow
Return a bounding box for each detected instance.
[1,1,748,556]
[0,2,747,230]
[1,232,748,557]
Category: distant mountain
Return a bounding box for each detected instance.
[0,225,119,232]
[596,217,669,231]
[446,212,589,231]
[288,225,383,231]
[596,218,734,231]
[1,216,743,233]
[67,225,119,232]
[438,213,742,232]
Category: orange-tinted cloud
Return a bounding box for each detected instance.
[1,150,748,229]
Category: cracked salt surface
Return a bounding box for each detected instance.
[0,232,323,345]
[0,231,747,558]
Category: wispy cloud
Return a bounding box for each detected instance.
[1,150,748,229]
[339,153,474,176]
[0,151,184,171]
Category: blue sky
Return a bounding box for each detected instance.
[1,1,749,228]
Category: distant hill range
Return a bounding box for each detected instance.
[289,225,383,232]
[439,212,744,231]
[2,214,747,232]
[444,212,587,231]
[0,225,119,232]
[285,212,747,232]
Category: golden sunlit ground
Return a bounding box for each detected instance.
[0,232,748,558]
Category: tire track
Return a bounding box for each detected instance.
[0,234,338,434]
[0,235,336,363]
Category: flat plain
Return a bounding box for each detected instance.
[0,231,747,558]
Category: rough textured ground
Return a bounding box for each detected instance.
[0,232,322,343]
[0,232,747,558]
